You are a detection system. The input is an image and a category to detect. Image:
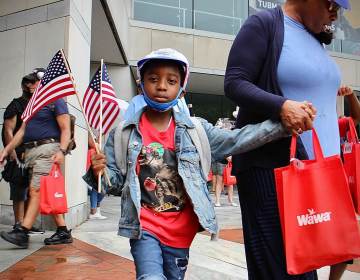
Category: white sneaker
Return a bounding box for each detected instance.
[230,202,238,207]
[97,207,107,219]
[214,202,221,207]
[89,212,107,220]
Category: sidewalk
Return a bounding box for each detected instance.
[0,192,359,279]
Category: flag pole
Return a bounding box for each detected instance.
[98,59,104,193]
[59,49,112,187]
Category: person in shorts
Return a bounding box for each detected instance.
[0,96,72,249]
[211,160,226,207]
[2,69,46,234]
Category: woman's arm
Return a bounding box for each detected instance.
[3,116,18,160]
[224,13,315,134]
[0,122,26,164]
[224,14,286,116]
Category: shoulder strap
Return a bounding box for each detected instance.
[188,117,211,177]
[113,121,132,176]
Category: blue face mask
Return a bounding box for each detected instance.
[140,83,184,112]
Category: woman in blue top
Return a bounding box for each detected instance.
[225,0,351,279]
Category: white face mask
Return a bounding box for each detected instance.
[323,24,336,34]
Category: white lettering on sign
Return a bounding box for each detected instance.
[257,0,278,9]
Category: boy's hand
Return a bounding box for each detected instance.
[91,152,107,178]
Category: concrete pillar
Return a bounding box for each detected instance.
[0,0,92,229]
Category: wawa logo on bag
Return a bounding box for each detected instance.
[297,208,332,227]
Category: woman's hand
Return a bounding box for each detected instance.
[51,151,65,165]
[91,152,107,178]
[280,100,317,135]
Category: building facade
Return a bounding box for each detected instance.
[0,0,359,227]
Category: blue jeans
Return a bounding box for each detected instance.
[88,188,104,209]
[130,231,189,280]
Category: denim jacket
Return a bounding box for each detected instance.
[83,108,288,240]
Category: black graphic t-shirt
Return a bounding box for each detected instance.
[137,113,199,248]
[137,115,186,212]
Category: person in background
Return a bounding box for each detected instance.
[223,156,238,207]
[211,159,226,207]
[1,69,45,234]
[338,85,360,124]
[0,94,72,248]
[331,85,360,280]
[87,134,107,220]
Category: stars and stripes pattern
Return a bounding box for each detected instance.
[82,63,120,135]
[21,50,76,122]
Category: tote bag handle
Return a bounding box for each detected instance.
[49,163,61,178]
[290,129,324,161]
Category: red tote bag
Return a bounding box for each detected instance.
[274,129,360,275]
[40,163,68,215]
[223,162,237,186]
[339,117,360,214]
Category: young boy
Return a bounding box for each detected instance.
[84,48,301,280]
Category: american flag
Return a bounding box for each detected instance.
[82,63,120,135]
[22,50,76,122]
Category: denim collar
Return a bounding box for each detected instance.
[123,107,195,129]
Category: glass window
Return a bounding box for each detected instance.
[338,0,360,56]
[133,0,192,28]
[194,0,248,35]
[133,0,248,35]
[185,93,236,125]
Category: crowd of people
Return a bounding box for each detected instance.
[0,1,359,280]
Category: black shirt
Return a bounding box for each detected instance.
[2,96,29,155]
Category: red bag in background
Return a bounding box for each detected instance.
[274,130,360,275]
[40,164,68,215]
[223,162,237,186]
[207,170,213,182]
[339,117,360,214]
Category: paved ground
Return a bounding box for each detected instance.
[0,191,359,279]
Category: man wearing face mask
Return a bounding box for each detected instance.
[1,68,45,232]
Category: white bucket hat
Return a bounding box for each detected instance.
[137,48,190,89]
